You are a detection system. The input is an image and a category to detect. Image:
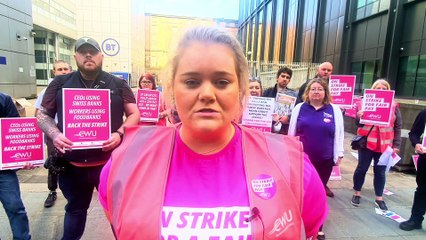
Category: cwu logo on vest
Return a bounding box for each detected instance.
[268,209,294,237]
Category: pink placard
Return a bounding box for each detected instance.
[360,89,395,126]
[62,88,111,149]
[412,155,419,171]
[329,165,342,181]
[345,95,362,118]
[137,89,160,122]
[241,96,274,132]
[0,117,44,170]
[330,75,356,108]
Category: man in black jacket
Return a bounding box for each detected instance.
[36,37,140,239]
[296,62,333,104]
[262,67,297,134]
[400,109,426,231]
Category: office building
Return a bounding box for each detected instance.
[239,0,426,97]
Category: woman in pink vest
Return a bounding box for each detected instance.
[98,26,328,239]
[135,73,169,126]
[351,79,402,210]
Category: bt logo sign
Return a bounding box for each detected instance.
[102,38,120,56]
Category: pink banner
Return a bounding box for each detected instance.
[241,96,274,132]
[360,89,395,126]
[330,75,356,108]
[344,95,362,118]
[62,88,111,149]
[329,166,342,181]
[1,117,44,170]
[137,89,160,122]
[412,155,419,171]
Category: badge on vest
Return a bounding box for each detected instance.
[323,112,333,123]
[251,174,277,200]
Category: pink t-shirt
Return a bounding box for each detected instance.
[98,127,327,238]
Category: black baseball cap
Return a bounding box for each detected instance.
[74,37,101,52]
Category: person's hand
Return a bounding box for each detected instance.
[52,133,73,153]
[279,116,289,124]
[21,162,36,170]
[102,132,122,152]
[415,144,426,154]
[356,110,364,118]
[393,148,400,154]
[159,109,170,119]
[272,113,280,122]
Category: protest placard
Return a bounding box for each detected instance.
[0,117,44,170]
[62,88,111,149]
[329,166,342,181]
[344,95,362,118]
[412,155,419,171]
[360,89,394,126]
[241,96,274,132]
[274,93,296,116]
[329,75,356,108]
[137,89,160,122]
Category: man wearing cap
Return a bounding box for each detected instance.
[36,37,139,239]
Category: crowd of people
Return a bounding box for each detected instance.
[0,26,425,239]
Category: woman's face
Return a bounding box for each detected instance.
[308,82,325,103]
[139,77,153,90]
[173,42,240,136]
[374,83,388,90]
[249,81,261,96]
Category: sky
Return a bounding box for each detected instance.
[143,0,240,20]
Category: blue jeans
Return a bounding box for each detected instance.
[353,147,386,197]
[59,164,103,240]
[0,170,31,240]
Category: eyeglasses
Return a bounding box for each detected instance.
[56,68,69,71]
[310,88,325,92]
[140,81,152,85]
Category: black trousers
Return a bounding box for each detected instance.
[46,138,58,191]
[410,154,426,223]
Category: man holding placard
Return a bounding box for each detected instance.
[36,37,139,239]
[400,109,426,231]
[296,61,333,104]
[262,67,297,134]
[0,92,32,240]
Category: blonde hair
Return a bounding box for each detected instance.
[303,78,332,105]
[371,79,391,90]
[164,26,249,109]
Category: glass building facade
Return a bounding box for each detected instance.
[238,0,426,98]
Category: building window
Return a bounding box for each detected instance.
[396,54,426,97]
[34,37,46,44]
[35,50,47,63]
[36,69,48,80]
[355,0,390,20]
[351,60,382,94]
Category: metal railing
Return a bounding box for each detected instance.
[248,61,321,90]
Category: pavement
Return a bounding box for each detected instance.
[1,91,425,239]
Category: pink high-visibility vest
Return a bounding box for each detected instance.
[107,125,305,239]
